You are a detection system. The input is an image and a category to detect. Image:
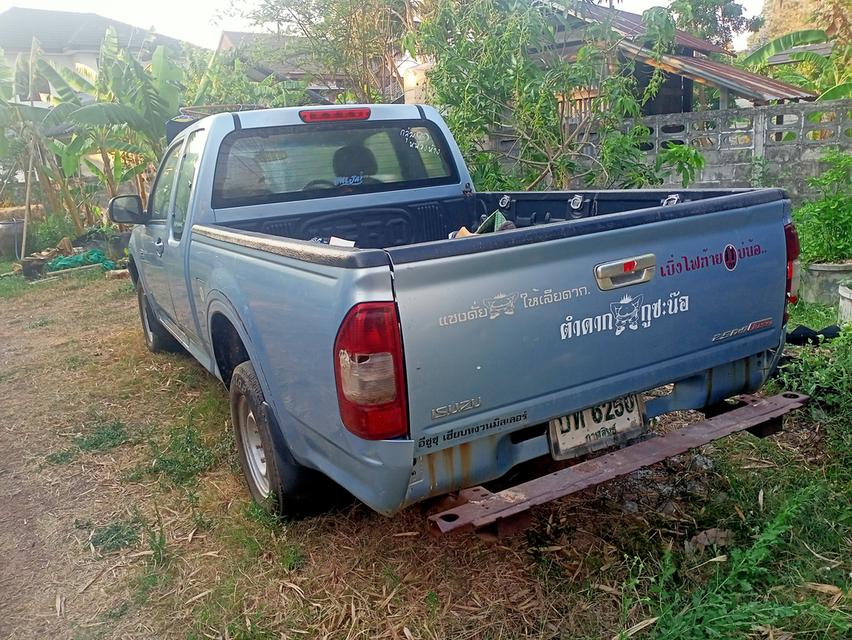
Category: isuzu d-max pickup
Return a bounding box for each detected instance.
[109,104,803,523]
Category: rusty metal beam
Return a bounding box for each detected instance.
[427,392,808,537]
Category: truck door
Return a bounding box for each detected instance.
[137,142,182,321]
[164,129,205,341]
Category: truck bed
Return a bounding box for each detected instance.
[220,188,767,251]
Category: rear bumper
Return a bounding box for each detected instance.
[402,342,785,510]
[428,391,808,537]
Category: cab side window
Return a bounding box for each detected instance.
[172,131,204,240]
[148,144,182,222]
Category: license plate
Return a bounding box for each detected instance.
[548,395,646,460]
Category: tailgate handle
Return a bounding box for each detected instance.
[594,254,656,291]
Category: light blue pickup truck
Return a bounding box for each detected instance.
[109,104,804,528]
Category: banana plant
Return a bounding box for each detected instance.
[31,27,183,198]
[741,30,851,101]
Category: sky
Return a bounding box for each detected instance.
[0,0,766,51]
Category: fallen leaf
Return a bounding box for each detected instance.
[802,582,842,596]
[691,528,734,549]
[758,489,764,512]
[593,583,621,596]
[403,627,415,640]
[183,590,212,605]
[282,581,305,599]
[612,617,658,639]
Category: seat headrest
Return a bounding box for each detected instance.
[333,145,378,178]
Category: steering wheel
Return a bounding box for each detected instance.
[303,179,336,190]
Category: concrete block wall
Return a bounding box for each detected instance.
[632,100,852,202]
[487,99,852,203]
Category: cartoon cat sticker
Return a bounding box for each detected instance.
[610,294,644,336]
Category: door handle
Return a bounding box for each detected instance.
[155,238,164,256]
[594,253,655,291]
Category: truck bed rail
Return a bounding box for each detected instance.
[428,392,808,538]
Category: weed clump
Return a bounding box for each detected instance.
[151,425,219,485]
[76,420,129,452]
[88,514,144,553]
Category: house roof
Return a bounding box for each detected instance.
[217,31,347,93]
[218,31,318,77]
[767,42,835,66]
[0,6,183,55]
[619,40,815,102]
[562,4,731,56]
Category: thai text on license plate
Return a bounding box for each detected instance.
[548,395,645,460]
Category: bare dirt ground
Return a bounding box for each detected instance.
[1,275,848,640]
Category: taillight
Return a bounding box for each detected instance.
[299,108,371,123]
[784,223,801,323]
[333,302,408,440]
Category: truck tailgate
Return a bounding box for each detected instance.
[387,198,788,453]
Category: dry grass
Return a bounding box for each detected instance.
[0,275,848,640]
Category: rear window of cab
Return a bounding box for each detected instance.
[212,120,459,209]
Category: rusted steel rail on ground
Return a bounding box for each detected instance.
[428,392,808,538]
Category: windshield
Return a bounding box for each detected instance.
[212,120,458,208]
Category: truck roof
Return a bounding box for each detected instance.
[169,104,431,143]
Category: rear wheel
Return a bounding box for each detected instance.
[136,282,181,353]
[230,360,334,517]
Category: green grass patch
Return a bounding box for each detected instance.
[244,501,279,530]
[632,488,849,639]
[778,325,852,464]
[75,420,130,452]
[0,274,28,299]
[64,354,91,370]
[104,602,130,621]
[46,419,132,464]
[278,544,305,572]
[788,301,837,330]
[187,588,277,640]
[90,514,144,553]
[150,425,220,485]
[131,567,167,606]
[45,448,78,465]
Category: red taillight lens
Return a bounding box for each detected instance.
[299,108,371,123]
[784,223,801,322]
[333,302,408,440]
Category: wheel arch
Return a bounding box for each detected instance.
[209,309,251,388]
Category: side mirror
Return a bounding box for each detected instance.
[108,195,147,224]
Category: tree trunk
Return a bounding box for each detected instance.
[32,154,62,217]
[21,141,35,257]
[99,146,118,198]
[42,145,85,235]
[136,170,148,209]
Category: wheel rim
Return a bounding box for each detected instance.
[237,394,270,498]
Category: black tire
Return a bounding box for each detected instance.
[136,280,183,353]
[136,281,182,353]
[230,360,333,518]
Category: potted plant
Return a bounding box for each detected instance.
[795,149,852,305]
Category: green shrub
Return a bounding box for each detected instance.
[778,325,852,464]
[793,149,852,264]
[28,214,78,253]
